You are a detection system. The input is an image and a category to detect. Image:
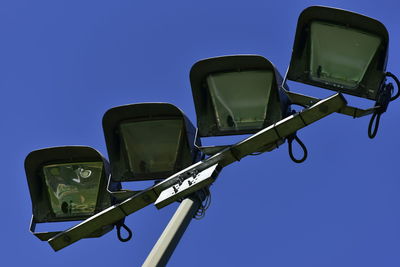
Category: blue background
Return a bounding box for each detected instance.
[2,0,399,266]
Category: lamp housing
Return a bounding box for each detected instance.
[190,55,290,137]
[24,146,114,223]
[286,6,389,100]
[102,103,201,182]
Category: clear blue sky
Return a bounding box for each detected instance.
[2,0,400,266]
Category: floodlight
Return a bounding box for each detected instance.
[286,6,389,100]
[49,93,347,252]
[190,55,290,137]
[24,146,116,240]
[102,103,201,182]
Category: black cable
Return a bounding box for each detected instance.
[368,112,381,139]
[116,221,133,242]
[367,80,394,139]
[288,134,308,163]
[386,72,400,101]
[194,188,211,220]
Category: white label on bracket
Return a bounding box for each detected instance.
[155,164,219,209]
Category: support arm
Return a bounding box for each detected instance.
[48,93,346,251]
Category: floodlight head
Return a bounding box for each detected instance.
[102,103,201,182]
[190,55,290,137]
[287,6,389,100]
[24,146,113,223]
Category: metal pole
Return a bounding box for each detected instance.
[142,195,202,267]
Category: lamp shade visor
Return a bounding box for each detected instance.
[119,118,191,179]
[309,21,381,89]
[190,55,288,137]
[42,161,103,218]
[206,70,275,132]
[287,6,389,100]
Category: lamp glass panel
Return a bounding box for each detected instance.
[310,21,381,89]
[42,162,103,218]
[120,119,184,177]
[206,70,274,132]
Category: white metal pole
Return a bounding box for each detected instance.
[142,196,201,267]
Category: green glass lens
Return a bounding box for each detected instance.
[43,162,103,218]
[207,70,274,132]
[310,21,381,89]
[120,119,188,177]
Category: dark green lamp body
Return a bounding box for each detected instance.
[102,103,201,182]
[24,146,114,223]
[190,55,291,137]
[287,6,389,100]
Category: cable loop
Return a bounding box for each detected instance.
[116,222,133,242]
[288,134,308,163]
[367,79,393,139]
[368,112,381,139]
[386,72,400,101]
[194,188,211,220]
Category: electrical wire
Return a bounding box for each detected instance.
[288,134,308,163]
[367,72,399,139]
[116,220,133,242]
[386,72,400,101]
[368,112,381,139]
[194,188,212,220]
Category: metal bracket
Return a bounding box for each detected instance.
[106,173,141,203]
[285,90,376,118]
[30,216,114,242]
[197,145,231,156]
[30,216,61,241]
[48,93,346,252]
[155,164,221,209]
